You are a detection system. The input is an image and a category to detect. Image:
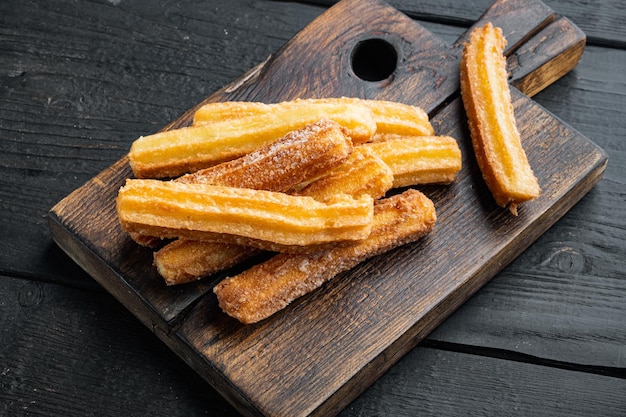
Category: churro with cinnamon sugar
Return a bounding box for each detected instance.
[214,189,436,324]
[117,180,374,253]
[129,100,375,178]
[460,23,540,215]
[192,98,434,139]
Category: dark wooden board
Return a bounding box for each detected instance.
[47,0,607,416]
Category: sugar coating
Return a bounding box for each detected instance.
[176,119,351,193]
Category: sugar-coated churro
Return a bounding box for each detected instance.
[460,23,540,215]
[361,135,462,188]
[308,98,435,137]
[117,180,374,252]
[177,119,353,191]
[193,98,434,139]
[129,100,375,178]
[213,189,436,324]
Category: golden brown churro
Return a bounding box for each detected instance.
[361,135,462,188]
[117,180,374,252]
[310,98,434,137]
[460,23,540,215]
[213,189,437,324]
[192,98,434,139]
[176,119,353,190]
[129,100,375,178]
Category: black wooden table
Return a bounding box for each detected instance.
[1,1,624,416]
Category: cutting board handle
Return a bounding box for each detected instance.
[509,17,586,97]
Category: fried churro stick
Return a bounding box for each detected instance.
[193,98,434,138]
[176,119,353,190]
[117,180,374,252]
[129,101,376,178]
[154,147,393,285]
[460,23,540,215]
[307,98,434,137]
[361,135,462,188]
[357,99,434,137]
[214,189,436,324]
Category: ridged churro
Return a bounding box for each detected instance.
[308,98,434,137]
[117,180,374,252]
[460,23,540,215]
[130,100,375,178]
[176,119,353,190]
[362,100,434,137]
[213,189,437,324]
[361,135,462,188]
[193,98,434,139]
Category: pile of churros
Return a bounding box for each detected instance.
[115,23,539,324]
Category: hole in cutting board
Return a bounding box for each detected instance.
[351,38,398,82]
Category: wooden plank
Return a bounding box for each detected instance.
[309,0,626,47]
[342,345,626,417]
[47,1,609,416]
[0,275,239,417]
[1,275,623,417]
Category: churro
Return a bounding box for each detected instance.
[303,98,434,137]
[129,100,375,178]
[361,135,462,188]
[177,119,353,190]
[117,180,374,252]
[213,189,436,324]
[193,98,434,139]
[358,99,434,137]
[460,23,540,215]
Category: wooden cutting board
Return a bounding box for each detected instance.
[48,0,607,416]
